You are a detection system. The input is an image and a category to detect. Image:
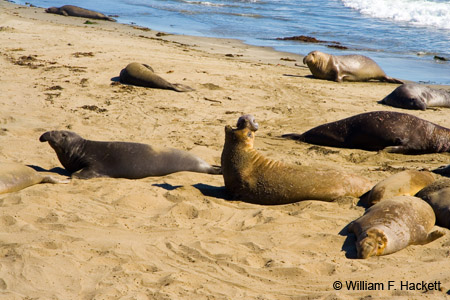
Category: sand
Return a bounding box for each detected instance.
[1,1,450,299]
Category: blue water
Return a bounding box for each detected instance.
[15,0,450,84]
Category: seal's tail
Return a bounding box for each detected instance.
[281,133,304,140]
[383,76,404,84]
[208,165,222,175]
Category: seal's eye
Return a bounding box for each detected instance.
[247,132,252,138]
[61,133,67,138]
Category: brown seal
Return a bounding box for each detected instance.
[0,162,69,194]
[45,5,116,22]
[380,83,450,110]
[119,63,194,92]
[416,179,450,229]
[348,195,444,259]
[220,115,372,205]
[366,170,435,206]
[303,50,403,83]
[282,111,450,154]
[39,131,221,179]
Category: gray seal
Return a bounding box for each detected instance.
[416,179,450,229]
[45,5,116,22]
[348,196,444,259]
[282,111,450,154]
[119,63,194,92]
[380,83,450,110]
[220,115,372,205]
[39,131,221,179]
[303,51,403,83]
[0,162,69,194]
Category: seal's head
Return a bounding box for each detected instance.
[45,7,59,13]
[40,130,83,150]
[356,228,387,259]
[224,115,259,149]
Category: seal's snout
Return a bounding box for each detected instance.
[236,114,259,131]
[39,132,50,142]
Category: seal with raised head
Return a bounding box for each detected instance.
[348,195,444,259]
[40,131,221,179]
[119,63,194,92]
[380,83,450,110]
[45,5,116,22]
[416,179,450,229]
[282,111,450,154]
[303,50,403,83]
[220,115,372,205]
[0,162,69,194]
[366,170,435,206]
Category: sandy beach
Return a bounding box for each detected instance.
[1,1,450,299]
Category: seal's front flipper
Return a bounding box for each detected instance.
[382,146,408,154]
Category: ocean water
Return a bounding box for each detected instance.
[14,0,450,84]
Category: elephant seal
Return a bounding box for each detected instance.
[220,115,372,205]
[119,63,194,92]
[39,131,221,179]
[348,196,444,259]
[433,164,450,177]
[0,162,69,194]
[416,179,450,229]
[380,83,450,110]
[282,111,450,154]
[366,170,435,206]
[45,5,116,22]
[303,51,403,83]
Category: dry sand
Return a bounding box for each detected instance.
[1,1,450,299]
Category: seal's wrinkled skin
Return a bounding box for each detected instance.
[416,179,450,229]
[119,62,194,92]
[40,131,220,179]
[367,170,435,206]
[380,83,450,110]
[303,50,403,83]
[220,115,372,205]
[282,111,450,154]
[45,5,116,22]
[0,162,69,194]
[348,196,444,259]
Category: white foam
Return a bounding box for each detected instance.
[341,0,450,30]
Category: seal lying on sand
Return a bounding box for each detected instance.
[380,83,450,110]
[0,162,69,194]
[282,111,450,154]
[119,63,194,92]
[416,179,450,229]
[45,5,116,22]
[40,131,221,179]
[221,115,372,205]
[348,195,444,259]
[303,50,403,83]
[366,170,435,206]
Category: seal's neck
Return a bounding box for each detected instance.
[55,139,88,173]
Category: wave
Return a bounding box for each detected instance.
[341,0,450,30]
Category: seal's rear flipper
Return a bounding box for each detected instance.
[41,175,70,184]
[172,83,195,92]
[419,229,445,245]
[208,165,222,175]
[383,76,404,84]
[281,133,303,140]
